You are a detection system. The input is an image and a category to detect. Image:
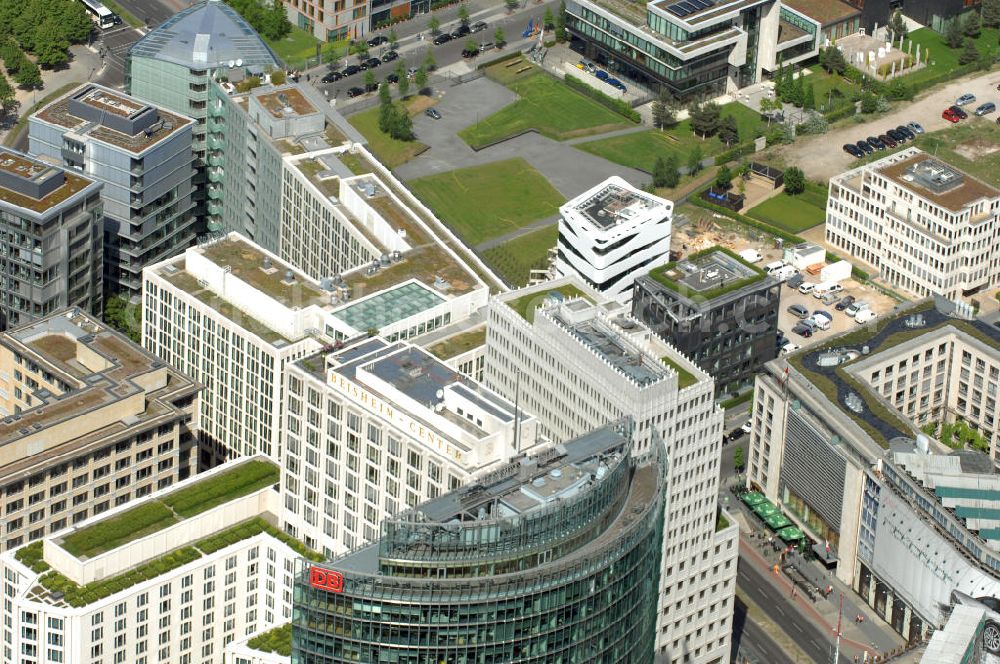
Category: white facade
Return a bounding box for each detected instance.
[555,176,672,303]
[826,148,1000,303]
[281,338,542,557]
[0,458,302,664]
[483,276,738,664]
[143,231,487,464]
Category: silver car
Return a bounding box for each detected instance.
[976,102,997,116]
[956,93,977,106]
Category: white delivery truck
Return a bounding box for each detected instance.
[820,259,852,284]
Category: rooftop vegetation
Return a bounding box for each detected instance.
[506,284,592,323]
[660,355,697,389]
[647,245,765,300]
[247,623,293,656]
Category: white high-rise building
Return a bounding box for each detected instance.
[826,147,1000,303]
[555,176,672,303]
[484,276,738,664]
[281,337,542,557]
[0,456,315,664]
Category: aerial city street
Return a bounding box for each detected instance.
[0,0,999,662]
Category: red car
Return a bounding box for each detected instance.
[943,108,961,123]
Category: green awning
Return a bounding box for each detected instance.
[741,492,767,506]
[754,502,778,518]
[778,526,805,541]
[765,513,792,530]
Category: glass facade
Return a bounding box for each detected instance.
[291,426,665,663]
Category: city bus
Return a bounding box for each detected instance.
[78,0,120,29]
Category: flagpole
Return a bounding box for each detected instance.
[833,593,843,664]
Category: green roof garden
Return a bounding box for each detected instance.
[660,355,697,389]
[507,284,593,323]
[429,328,487,360]
[200,237,327,309]
[58,459,280,559]
[247,623,293,657]
[647,246,766,302]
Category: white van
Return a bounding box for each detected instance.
[739,249,763,263]
[774,265,798,282]
[764,260,785,275]
[813,282,844,298]
[798,282,815,295]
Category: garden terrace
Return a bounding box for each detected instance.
[647,246,765,301]
[661,355,696,389]
[428,328,487,360]
[200,237,328,308]
[506,284,593,323]
[56,459,280,559]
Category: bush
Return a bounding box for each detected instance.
[796,114,828,135]
[783,167,806,194]
[248,623,293,656]
[563,74,641,122]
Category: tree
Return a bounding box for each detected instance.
[378,98,394,133]
[0,73,13,115]
[888,10,907,41]
[424,49,436,71]
[428,15,440,34]
[32,28,70,69]
[733,447,744,473]
[651,92,675,129]
[984,0,1000,28]
[717,114,738,145]
[414,67,428,93]
[396,62,409,97]
[784,166,806,195]
[388,105,414,140]
[555,0,567,41]
[715,164,733,191]
[823,46,847,74]
[458,4,470,25]
[803,82,815,110]
[687,145,703,175]
[354,40,369,60]
[965,10,982,38]
[494,27,506,46]
[60,1,95,45]
[464,37,477,55]
[652,155,679,189]
[945,18,964,49]
[378,80,392,106]
[270,69,286,85]
[959,37,980,65]
[543,7,555,29]
[104,296,142,343]
[389,29,399,49]
[860,90,877,113]
[13,59,40,88]
[690,102,721,138]
[364,69,376,90]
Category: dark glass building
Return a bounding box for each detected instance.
[291,421,665,664]
[632,247,779,398]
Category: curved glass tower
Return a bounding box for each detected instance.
[292,421,665,663]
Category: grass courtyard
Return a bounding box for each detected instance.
[408,158,564,246]
[746,182,828,233]
[897,27,1000,88]
[482,224,558,287]
[348,97,434,169]
[264,27,347,68]
[576,103,764,173]
[458,63,634,148]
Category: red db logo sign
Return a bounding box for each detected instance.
[309,567,344,593]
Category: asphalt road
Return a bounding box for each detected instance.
[114,0,187,28]
[738,555,852,664]
[95,26,144,88]
[732,597,795,664]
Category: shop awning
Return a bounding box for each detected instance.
[765,513,792,530]
[778,526,805,541]
[753,502,778,518]
[741,492,767,506]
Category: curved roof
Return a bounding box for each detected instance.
[128,0,279,71]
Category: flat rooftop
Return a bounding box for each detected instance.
[781,0,859,25]
[645,247,767,301]
[332,281,445,332]
[555,311,670,387]
[878,153,1000,213]
[254,87,317,118]
[570,181,667,231]
[36,84,191,154]
[0,149,96,215]
[651,0,766,25]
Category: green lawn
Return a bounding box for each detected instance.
[746,182,828,233]
[897,27,1000,88]
[482,225,558,287]
[506,282,592,322]
[576,103,763,173]
[459,69,633,148]
[805,66,860,111]
[408,158,564,245]
[348,99,430,169]
[264,27,348,68]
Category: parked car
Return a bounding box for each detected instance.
[407,66,419,77]
[321,71,342,83]
[342,64,360,76]
[807,315,831,331]
[462,45,479,58]
[363,57,381,69]
[596,71,610,81]
[787,303,810,319]
[976,102,997,116]
[786,273,805,289]
[471,20,488,32]
[856,140,874,155]
[367,35,389,47]
[813,283,843,298]
[843,143,863,158]
[943,107,961,123]
[907,121,925,134]
[450,24,471,38]
[726,428,746,443]
[950,105,968,119]
[821,292,841,305]
[479,41,494,52]
[346,86,365,98]
[956,93,977,106]
[433,33,452,45]
[845,301,869,317]
[835,295,856,311]
[792,323,814,337]
[812,310,832,323]
[886,129,905,143]
[867,136,885,150]
[425,107,442,119]
[741,420,752,434]
[381,50,399,62]
[780,342,800,355]
[896,125,916,140]
[798,282,816,295]
[385,72,399,84]
[878,134,896,148]
[855,309,878,324]
[607,78,627,92]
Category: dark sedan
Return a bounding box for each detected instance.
[322,71,342,83]
[381,50,399,62]
[450,24,471,38]
[433,33,452,45]
[867,136,885,150]
[843,143,863,158]
[950,105,969,119]
[367,35,388,47]
[835,295,856,311]
[856,140,874,155]
[346,87,365,98]
[361,57,381,69]
[342,64,360,76]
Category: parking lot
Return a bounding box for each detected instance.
[777,279,899,349]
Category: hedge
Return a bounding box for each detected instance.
[14,542,50,574]
[720,390,753,410]
[647,245,766,300]
[477,50,522,70]
[715,141,756,166]
[564,74,642,123]
[195,517,324,562]
[823,103,857,122]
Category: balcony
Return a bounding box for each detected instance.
[207,186,223,200]
[207,201,223,217]
[208,101,224,118]
[206,216,223,233]
[207,134,225,150]
[207,167,224,183]
[208,152,224,168]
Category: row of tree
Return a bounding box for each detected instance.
[0,0,92,74]
[224,0,291,42]
[0,39,42,88]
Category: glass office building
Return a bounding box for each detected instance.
[291,421,665,664]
